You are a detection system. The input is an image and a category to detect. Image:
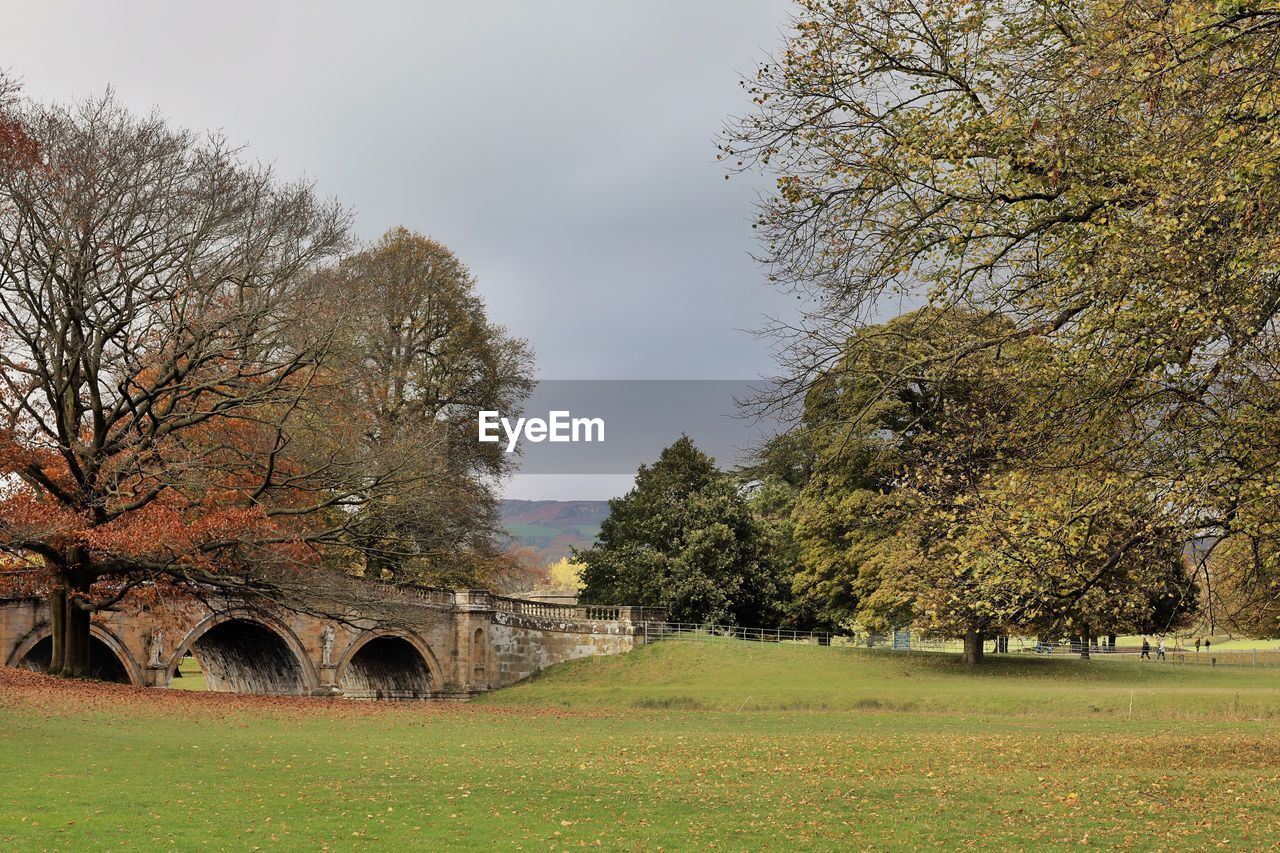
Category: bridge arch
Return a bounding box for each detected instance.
[6,623,144,686]
[337,629,439,699]
[168,610,318,695]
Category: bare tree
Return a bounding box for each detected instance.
[0,88,432,676]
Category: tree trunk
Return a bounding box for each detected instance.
[64,595,91,678]
[1080,625,1091,660]
[49,561,92,678]
[962,630,985,664]
[48,585,67,674]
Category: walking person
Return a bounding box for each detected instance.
[1195,637,1201,653]
[1141,638,1151,660]
[1157,637,1166,660]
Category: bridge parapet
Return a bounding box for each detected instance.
[313,574,458,610]
[0,571,661,625]
[490,596,666,625]
[492,594,577,620]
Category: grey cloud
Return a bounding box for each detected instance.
[2,0,799,496]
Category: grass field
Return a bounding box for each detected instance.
[3,641,1280,849]
[167,654,207,691]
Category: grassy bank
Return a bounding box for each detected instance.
[2,641,1279,849]
[490,639,1280,721]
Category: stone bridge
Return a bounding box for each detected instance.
[0,575,664,699]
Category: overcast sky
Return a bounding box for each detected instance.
[2,1,800,499]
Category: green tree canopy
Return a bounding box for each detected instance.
[577,436,786,625]
[774,309,1198,659]
[727,0,1275,642]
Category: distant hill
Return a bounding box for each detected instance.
[499,499,610,565]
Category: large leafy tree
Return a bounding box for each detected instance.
[0,86,514,677]
[775,309,1198,660]
[577,436,786,625]
[777,309,1028,636]
[728,0,1280,369]
[899,466,1196,661]
[726,0,1280,633]
[305,227,534,586]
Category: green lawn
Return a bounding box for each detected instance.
[167,654,208,691]
[3,641,1280,849]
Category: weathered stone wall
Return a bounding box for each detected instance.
[487,612,645,687]
[0,599,48,672]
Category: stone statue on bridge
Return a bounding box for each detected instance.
[148,631,163,668]
[321,624,335,666]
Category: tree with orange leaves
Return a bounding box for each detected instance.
[0,81,438,677]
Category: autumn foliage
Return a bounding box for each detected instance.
[0,80,529,675]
